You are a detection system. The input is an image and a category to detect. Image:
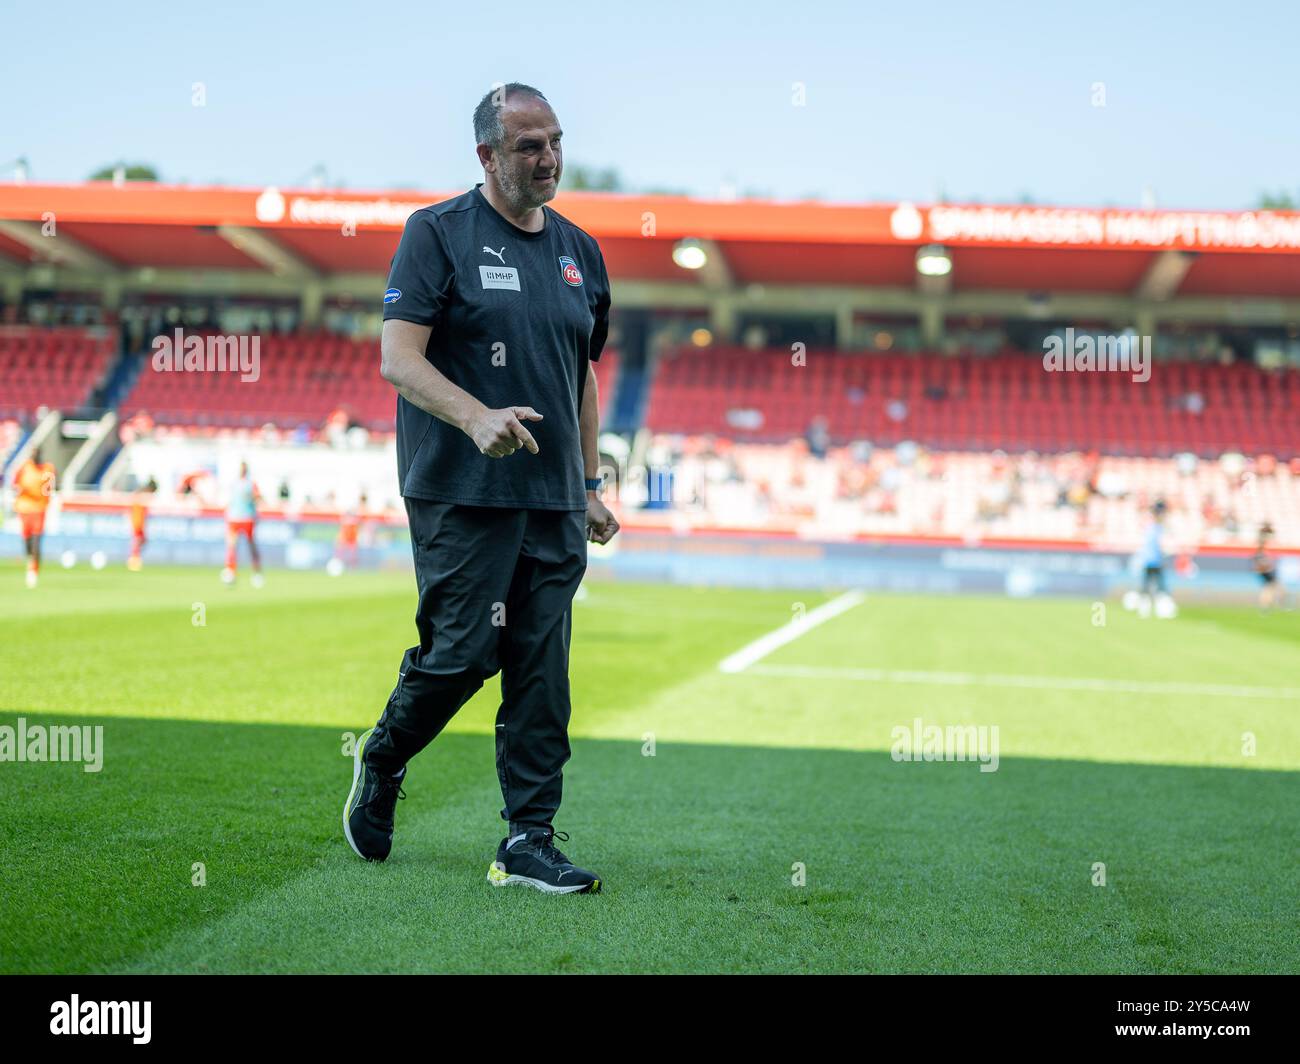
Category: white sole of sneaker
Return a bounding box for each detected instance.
[342,728,371,860]
[486,861,600,894]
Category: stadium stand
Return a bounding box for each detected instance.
[118,332,619,432]
[644,346,1300,457]
[0,326,117,420]
[0,419,22,464]
[120,333,392,431]
[638,435,1300,546]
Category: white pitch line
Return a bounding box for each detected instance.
[741,663,1300,701]
[717,591,866,674]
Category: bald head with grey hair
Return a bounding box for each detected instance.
[472,83,562,224]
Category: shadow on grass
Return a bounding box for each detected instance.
[0,712,1294,974]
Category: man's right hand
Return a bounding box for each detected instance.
[467,406,543,458]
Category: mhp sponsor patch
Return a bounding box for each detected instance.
[384,288,402,304]
[479,265,521,291]
[559,256,583,286]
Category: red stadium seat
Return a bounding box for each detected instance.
[643,346,1300,458]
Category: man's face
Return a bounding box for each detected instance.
[487,97,563,212]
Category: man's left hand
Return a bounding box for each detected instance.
[585,496,619,545]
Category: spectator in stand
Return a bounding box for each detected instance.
[325,407,351,449]
[1083,452,1102,495]
[1067,480,1091,511]
[806,417,831,459]
[977,474,1012,523]
[119,412,154,445]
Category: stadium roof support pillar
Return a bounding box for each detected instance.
[100,275,123,311]
[710,298,737,345]
[692,239,733,291]
[1134,307,1157,344]
[0,271,22,309]
[300,280,324,329]
[835,304,855,349]
[1135,250,1196,302]
[920,301,945,349]
[215,225,318,280]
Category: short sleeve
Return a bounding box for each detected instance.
[383,210,455,326]
[588,246,611,363]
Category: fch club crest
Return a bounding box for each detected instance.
[559,256,583,286]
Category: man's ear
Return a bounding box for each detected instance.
[476,143,496,172]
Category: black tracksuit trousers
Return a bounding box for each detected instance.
[365,499,588,836]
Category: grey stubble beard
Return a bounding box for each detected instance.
[496,160,557,215]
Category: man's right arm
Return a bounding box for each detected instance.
[380,319,542,458]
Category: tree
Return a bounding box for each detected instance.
[88,163,160,182]
[1257,190,1298,210]
[564,165,622,192]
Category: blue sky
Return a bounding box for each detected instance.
[3,0,1296,209]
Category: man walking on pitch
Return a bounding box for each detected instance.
[344,83,618,894]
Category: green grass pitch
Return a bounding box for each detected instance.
[1,561,1297,973]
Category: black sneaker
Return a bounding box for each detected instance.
[343,727,406,862]
[487,828,602,894]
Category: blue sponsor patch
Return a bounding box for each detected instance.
[384,288,402,304]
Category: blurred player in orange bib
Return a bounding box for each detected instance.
[12,449,56,588]
[127,478,158,571]
[221,461,264,588]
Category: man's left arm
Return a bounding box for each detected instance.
[581,362,618,544]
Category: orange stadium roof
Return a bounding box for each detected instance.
[3,182,1300,295]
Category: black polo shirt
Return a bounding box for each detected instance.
[382,184,611,510]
